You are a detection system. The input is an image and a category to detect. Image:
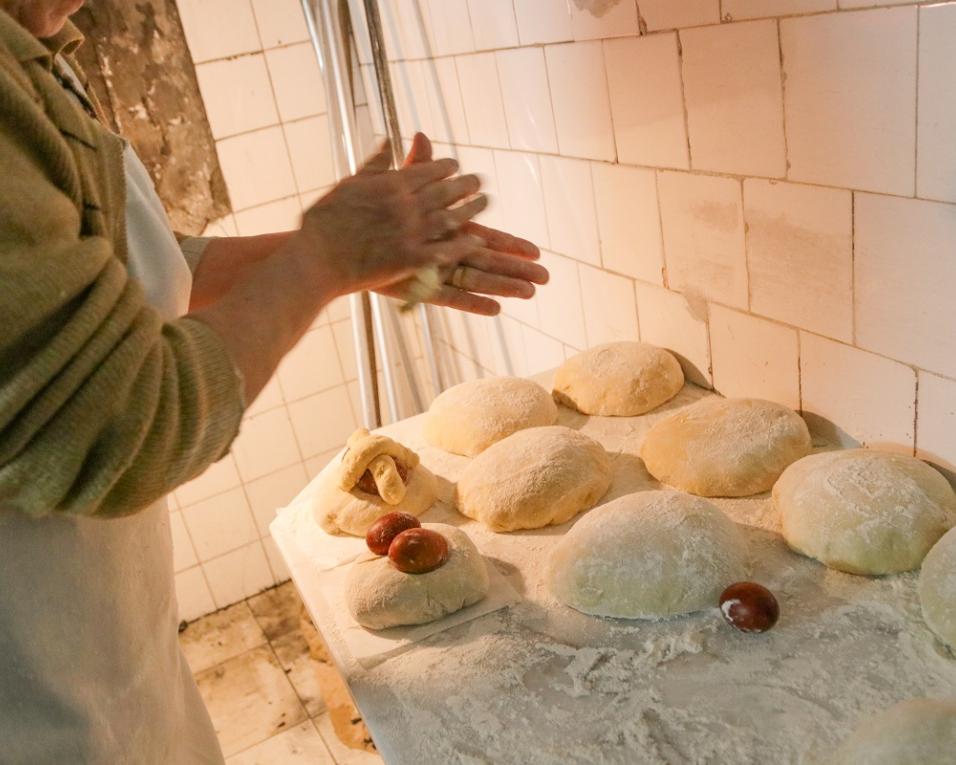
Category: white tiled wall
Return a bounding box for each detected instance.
[350,0,956,483]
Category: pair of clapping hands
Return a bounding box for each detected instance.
[299,132,549,316]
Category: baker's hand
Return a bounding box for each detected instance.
[293,139,488,295]
[378,133,549,316]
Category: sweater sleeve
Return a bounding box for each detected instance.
[0,93,245,518]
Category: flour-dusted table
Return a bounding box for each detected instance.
[272,383,956,765]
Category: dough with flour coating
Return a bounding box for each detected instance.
[456,426,611,532]
[548,490,747,619]
[775,449,956,575]
[832,698,956,765]
[345,523,489,630]
[641,397,811,497]
[919,527,956,649]
[553,342,684,416]
[424,377,558,456]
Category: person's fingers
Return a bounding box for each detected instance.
[445,194,489,227]
[461,248,550,284]
[417,233,485,266]
[403,132,433,167]
[356,139,392,175]
[400,157,459,190]
[462,221,540,260]
[416,174,481,211]
[425,285,501,315]
[447,265,536,299]
[421,194,489,240]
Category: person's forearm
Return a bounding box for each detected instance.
[189,231,295,311]
[189,238,340,401]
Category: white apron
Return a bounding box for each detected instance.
[0,85,225,762]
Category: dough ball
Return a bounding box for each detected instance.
[313,456,437,537]
[548,490,747,619]
[345,523,489,630]
[832,698,956,765]
[919,526,956,649]
[457,426,611,532]
[424,377,558,456]
[641,397,811,497]
[553,341,684,416]
[775,449,956,575]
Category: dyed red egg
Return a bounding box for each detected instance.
[719,582,780,633]
[365,512,421,556]
[356,459,409,496]
[388,528,449,574]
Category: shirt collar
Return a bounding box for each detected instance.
[0,11,84,67]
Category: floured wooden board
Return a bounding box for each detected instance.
[273,383,956,765]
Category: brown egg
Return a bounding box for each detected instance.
[388,528,449,574]
[719,582,780,633]
[356,459,409,496]
[365,512,421,556]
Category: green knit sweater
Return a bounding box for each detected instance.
[0,13,245,518]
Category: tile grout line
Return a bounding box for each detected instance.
[913,6,921,198]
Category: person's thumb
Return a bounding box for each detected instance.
[403,132,432,168]
[356,139,393,175]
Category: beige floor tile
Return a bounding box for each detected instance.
[313,714,384,765]
[272,628,326,718]
[225,720,335,765]
[180,602,266,674]
[196,645,307,758]
[247,581,304,641]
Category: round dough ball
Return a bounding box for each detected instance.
[919,526,956,649]
[641,397,811,497]
[548,490,747,619]
[457,426,611,532]
[424,377,558,456]
[345,523,489,630]
[832,698,956,765]
[313,459,437,537]
[776,449,956,575]
[553,341,684,416]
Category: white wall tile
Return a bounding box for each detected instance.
[657,171,748,308]
[390,60,430,137]
[838,0,911,7]
[536,251,587,348]
[331,319,357,381]
[175,453,242,507]
[170,511,198,573]
[175,567,216,623]
[722,0,834,21]
[493,150,550,248]
[710,305,799,408]
[744,179,852,342]
[570,0,639,40]
[800,332,916,451]
[423,58,471,145]
[231,409,303,482]
[245,464,310,537]
[265,43,327,122]
[245,375,285,418]
[195,55,278,139]
[288,386,357,458]
[496,48,558,153]
[681,20,786,177]
[592,162,664,284]
[917,3,956,204]
[540,155,600,265]
[522,325,566,376]
[278,326,345,402]
[203,542,275,608]
[251,0,309,48]
[233,197,302,236]
[217,127,297,210]
[639,0,720,31]
[182,487,259,561]
[545,42,616,161]
[424,0,475,56]
[380,0,430,60]
[781,8,917,196]
[855,193,956,379]
[262,536,291,582]
[579,265,639,346]
[917,372,956,474]
[456,53,510,148]
[635,282,711,387]
[177,0,261,63]
[604,33,688,170]
[514,0,573,45]
[457,144,501,228]
[283,116,336,192]
[359,65,386,136]
[468,0,519,50]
